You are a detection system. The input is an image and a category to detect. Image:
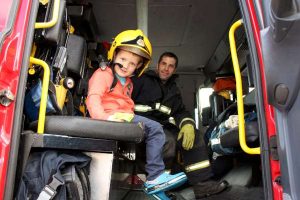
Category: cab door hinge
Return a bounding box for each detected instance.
[270,135,279,161]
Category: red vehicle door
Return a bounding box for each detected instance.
[0,0,32,199]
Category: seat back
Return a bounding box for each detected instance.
[35,0,67,45]
[66,34,87,79]
[209,92,233,123]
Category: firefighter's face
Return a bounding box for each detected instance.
[157,56,176,81]
[114,49,143,77]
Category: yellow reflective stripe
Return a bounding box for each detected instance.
[135,103,172,115]
[185,160,210,173]
[134,105,153,112]
[179,118,195,128]
[168,117,176,126]
[158,105,171,115]
[155,103,161,110]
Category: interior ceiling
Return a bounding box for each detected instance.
[89,0,239,73]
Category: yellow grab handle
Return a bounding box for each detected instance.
[29,57,50,134]
[229,19,260,155]
[35,0,60,29]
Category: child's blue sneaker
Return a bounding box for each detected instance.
[144,172,187,194]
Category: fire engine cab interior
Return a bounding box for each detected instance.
[3,0,290,199]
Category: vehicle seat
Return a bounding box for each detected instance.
[207,102,258,155]
[220,121,259,149]
[209,92,233,123]
[26,29,144,149]
[66,34,87,80]
[31,116,144,143]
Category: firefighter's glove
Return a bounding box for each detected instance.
[114,112,134,122]
[177,124,195,150]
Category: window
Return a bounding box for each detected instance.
[196,87,214,125]
[198,88,214,111]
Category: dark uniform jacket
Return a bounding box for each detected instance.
[132,70,195,131]
[133,71,212,185]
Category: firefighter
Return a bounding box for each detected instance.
[132,52,228,198]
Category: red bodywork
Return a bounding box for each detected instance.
[246,1,282,199]
[0,0,31,199]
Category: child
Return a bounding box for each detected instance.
[86,29,186,195]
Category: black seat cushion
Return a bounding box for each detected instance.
[30,116,144,143]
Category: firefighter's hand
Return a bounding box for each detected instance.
[177,124,195,150]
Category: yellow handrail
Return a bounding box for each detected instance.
[29,57,50,134]
[35,0,60,29]
[229,19,260,155]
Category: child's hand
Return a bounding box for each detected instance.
[107,115,125,122]
[113,113,134,122]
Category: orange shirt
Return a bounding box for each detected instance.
[86,67,134,120]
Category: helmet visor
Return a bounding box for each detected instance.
[118,46,151,61]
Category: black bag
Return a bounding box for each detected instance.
[16,151,91,200]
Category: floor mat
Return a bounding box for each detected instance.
[114,185,264,200]
[175,186,264,200]
[203,186,264,200]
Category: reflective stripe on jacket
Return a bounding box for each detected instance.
[132,70,195,128]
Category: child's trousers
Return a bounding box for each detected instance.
[133,115,165,181]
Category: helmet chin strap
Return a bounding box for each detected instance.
[108,62,125,92]
[112,62,124,69]
[111,62,139,77]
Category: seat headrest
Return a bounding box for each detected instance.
[66,34,87,79]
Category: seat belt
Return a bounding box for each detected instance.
[37,173,64,200]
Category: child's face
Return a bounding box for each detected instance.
[114,49,143,77]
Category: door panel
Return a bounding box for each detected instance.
[261,0,300,199]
